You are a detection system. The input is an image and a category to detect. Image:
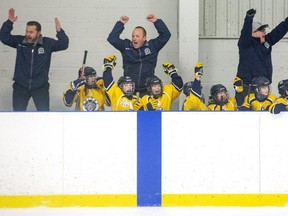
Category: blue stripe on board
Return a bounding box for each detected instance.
[137,111,162,206]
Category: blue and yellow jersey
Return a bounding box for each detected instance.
[269,96,288,114]
[207,97,237,111]
[242,93,277,111]
[142,83,181,111]
[182,91,207,111]
[63,79,108,111]
[106,82,140,111]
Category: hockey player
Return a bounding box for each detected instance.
[239,76,276,111]
[269,79,288,114]
[63,66,109,111]
[207,84,237,111]
[102,55,144,111]
[141,63,183,111]
[182,62,207,111]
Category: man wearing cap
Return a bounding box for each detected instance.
[234,8,288,107]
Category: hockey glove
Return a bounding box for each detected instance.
[146,98,158,110]
[103,55,117,71]
[272,103,287,114]
[162,62,178,76]
[71,79,86,91]
[246,9,256,17]
[239,102,250,111]
[133,100,144,111]
[233,77,243,93]
[194,62,203,79]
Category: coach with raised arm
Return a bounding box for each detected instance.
[107,14,171,97]
[0,8,69,111]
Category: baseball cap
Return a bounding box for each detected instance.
[252,22,269,32]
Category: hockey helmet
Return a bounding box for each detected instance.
[145,75,163,99]
[278,79,288,96]
[210,84,228,105]
[251,76,270,99]
[183,81,193,97]
[117,76,135,97]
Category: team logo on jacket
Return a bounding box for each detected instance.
[83,98,99,111]
[144,48,151,55]
[38,47,45,54]
[264,42,270,49]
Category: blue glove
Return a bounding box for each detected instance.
[272,103,287,114]
[71,79,85,91]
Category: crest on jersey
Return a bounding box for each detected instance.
[38,47,45,54]
[120,99,130,107]
[82,98,99,111]
[144,48,151,55]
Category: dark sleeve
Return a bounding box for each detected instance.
[63,89,77,107]
[238,15,253,48]
[0,20,22,48]
[103,67,114,90]
[171,73,183,91]
[191,79,202,99]
[52,29,69,51]
[107,21,126,52]
[266,17,288,46]
[148,19,171,51]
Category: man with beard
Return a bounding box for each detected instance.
[0,8,69,111]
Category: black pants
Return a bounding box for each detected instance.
[12,82,50,111]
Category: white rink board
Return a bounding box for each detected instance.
[0,112,137,195]
[162,112,288,194]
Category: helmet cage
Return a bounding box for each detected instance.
[210,84,229,105]
[146,76,163,99]
[118,76,135,97]
[278,79,288,97]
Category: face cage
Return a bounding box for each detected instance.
[85,75,97,88]
[149,83,163,99]
[213,91,229,105]
[120,82,135,97]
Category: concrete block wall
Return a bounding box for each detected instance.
[0,0,179,111]
[199,39,288,100]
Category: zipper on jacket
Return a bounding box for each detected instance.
[29,46,35,90]
[137,49,142,88]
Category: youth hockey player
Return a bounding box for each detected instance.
[141,63,183,111]
[207,84,237,111]
[102,55,144,111]
[182,62,207,111]
[269,79,288,114]
[63,66,109,111]
[239,76,276,111]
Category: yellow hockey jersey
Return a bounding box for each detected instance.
[207,97,237,111]
[142,83,181,111]
[63,84,107,111]
[106,82,140,111]
[269,96,288,114]
[182,91,207,111]
[242,93,276,111]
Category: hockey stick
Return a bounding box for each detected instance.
[246,84,251,107]
[80,50,88,78]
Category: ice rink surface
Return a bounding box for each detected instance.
[1,207,288,216]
